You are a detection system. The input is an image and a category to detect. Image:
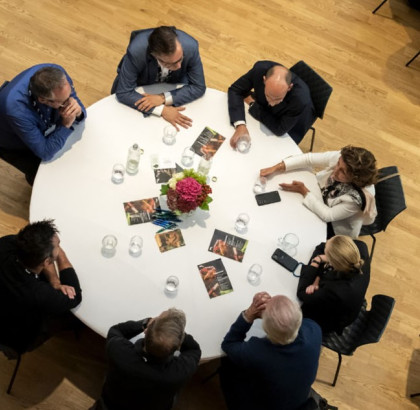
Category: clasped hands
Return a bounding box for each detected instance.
[59,97,82,128]
[134,93,192,131]
[243,291,272,322]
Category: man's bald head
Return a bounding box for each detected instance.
[263,65,293,106]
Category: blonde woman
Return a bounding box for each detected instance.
[260,146,378,238]
[297,235,370,334]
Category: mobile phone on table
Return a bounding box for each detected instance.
[271,248,299,272]
[255,190,281,206]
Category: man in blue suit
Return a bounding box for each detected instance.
[0,64,86,185]
[112,26,206,131]
[228,61,315,148]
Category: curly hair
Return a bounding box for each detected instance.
[340,145,378,187]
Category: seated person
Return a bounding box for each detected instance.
[0,64,86,185]
[112,26,206,130]
[221,292,321,410]
[297,235,370,334]
[228,60,315,148]
[260,145,378,238]
[96,308,201,410]
[0,220,82,353]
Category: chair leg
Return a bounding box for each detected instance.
[309,127,315,152]
[406,51,420,67]
[372,0,388,14]
[370,234,376,262]
[7,353,21,394]
[411,392,420,398]
[332,352,342,387]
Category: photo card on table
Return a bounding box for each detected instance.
[191,126,225,159]
[155,229,186,253]
[124,197,160,225]
[198,258,233,299]
[153,163,184,183]
[208,229,248,263]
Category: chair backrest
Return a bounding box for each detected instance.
[360,166,406,235]
[322,294,395,356]
[289,61,333,120]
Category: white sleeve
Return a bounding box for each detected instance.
[283,151,341,172]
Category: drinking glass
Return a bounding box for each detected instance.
[253,176,267,194]
[181,146,194,167]
[236,134,251,153]
[101,235,117,257]
[129,235,143,257]
[165,275,179,296]
[162,125,177,145]
[278,233,299,257]
[247,263,263,285]
[111,163,125,184]
[235,213,250,234]
[197,156,212,176]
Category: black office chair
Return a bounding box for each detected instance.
[372,0,388,14]
[359,166,406,261]
[406,51,420,67]
[290,61,333,152]
[322,294,395,387]
[0,344,24,394]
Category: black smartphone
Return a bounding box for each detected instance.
[271,248,299,272]
[255,190,281,206]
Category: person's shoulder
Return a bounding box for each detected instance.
[301,318,322,336]
[176,29,199,49]
[253,60,280,71]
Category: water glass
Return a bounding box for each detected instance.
[165,275,179,296]
[129,235,143,257]
[253,176,267,194]
[278,233,299,257]
[247,263,263,285]
[197,156,212,176]
[111,163,125,184]
[181,146,194,167]
[162,125,177,145]
[235,213,250,234]
[101,235,118,257]
[236,134,251,153]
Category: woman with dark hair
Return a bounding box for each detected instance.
[260,145,378,238]
[297,235,370,334]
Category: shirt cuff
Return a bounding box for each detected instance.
[233,120,246,128]
[164,92,173,106]
[152,104,164,117]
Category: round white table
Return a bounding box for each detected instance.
[30,85,326,359]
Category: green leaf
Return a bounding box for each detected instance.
[160,185,169,195]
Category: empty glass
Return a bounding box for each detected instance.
[236,134,251,153]
[253,176,267,194]
[235,213,250,234]
[197,156,212,176]
[165,275,179,296]
[247,263,263,285]
[111,163,125,184]
[278,233,299,257]
[181,146,194,167]
[162,125,177,145]
[129,235,143,257]
[101,235,117,257]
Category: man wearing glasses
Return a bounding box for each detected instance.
[0,64,86,185]
[112,26,206,131]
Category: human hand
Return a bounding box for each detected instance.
[134,93,165,112]
[59,97,82,128]
[305,284,319,294]
[260,161,286,177]
[162,106,192,131]
[244,95,255,106]
[54,284,76,299]
[279,180,310,197]
[244,292,271,322]
[230,124,250,149]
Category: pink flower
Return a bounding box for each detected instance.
[176,177,202,202]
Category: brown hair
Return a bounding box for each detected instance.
[340,145,378,187]
[148,26,178,56]
[29,67,67,99]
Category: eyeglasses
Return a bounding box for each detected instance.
[43,96,71,108]
[156,54,184,69]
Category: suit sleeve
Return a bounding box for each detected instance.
[228,67,255,124]
[175,333,201,377]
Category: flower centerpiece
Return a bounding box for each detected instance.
[160,169,213,215]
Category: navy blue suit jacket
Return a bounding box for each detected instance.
[112,28,206,111]
[228,61,315,143]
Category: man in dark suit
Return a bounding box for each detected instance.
[112,26,206,130]
[0,220,82,353]
[96,308,201,410]
[228,60,315,147]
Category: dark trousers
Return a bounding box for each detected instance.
[0,147,40,186]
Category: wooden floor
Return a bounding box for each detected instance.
[1,0,419,408]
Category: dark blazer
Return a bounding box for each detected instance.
[297,240,370,334]
[0,235,82,352]
[101,319,201,410]
[228,60,315,144]
[112,28,206,111]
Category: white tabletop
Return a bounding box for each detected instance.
[30,85,326,359]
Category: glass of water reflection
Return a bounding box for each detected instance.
[235,213,250,234]
[111,163,125,184]
[165,275,179,296]
[278,233,299,257]
[236,134,251,153]
[162,125,177,145]
[101,235,117,257]
[247,263,263,285]
[129,235,143,257]
[181,146,194,167]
